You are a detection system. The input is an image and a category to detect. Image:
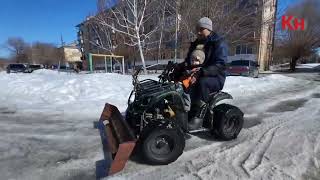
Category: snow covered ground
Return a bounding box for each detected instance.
[271,63,320,72]
[0,70,320,180]
[296,63,320,69]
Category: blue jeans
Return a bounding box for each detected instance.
[190,76,225,103]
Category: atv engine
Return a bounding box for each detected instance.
[126,78,188,134]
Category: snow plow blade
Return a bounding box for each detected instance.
[99,103,136,175]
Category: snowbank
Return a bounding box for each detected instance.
[271,63,320,71]
[0,71,310,117]
[296,63,320,69]
[0,71,302,118]
[31,69,62,74]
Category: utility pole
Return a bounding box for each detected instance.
[174,1,181,63]
[60,34,65,69]
[258,0,277,71]
[60,34,65,47]
[270,0,278,67]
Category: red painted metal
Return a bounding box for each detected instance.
[99,103,137,175]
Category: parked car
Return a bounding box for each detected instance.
[28,64,43,72]
[227,60,259,78]
[58,65,78,73]
[6,64,29,73]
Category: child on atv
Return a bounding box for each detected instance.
[181,44,205,89]
[177,17,228,130]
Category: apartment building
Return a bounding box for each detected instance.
[77,0,277,70]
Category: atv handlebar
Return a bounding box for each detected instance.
[132,66,143,86]
[132,61,189,88]
[158,61,177,83]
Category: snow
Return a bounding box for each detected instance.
[271,63,320,71]
[0,70,300,117]
[0,70,320,180]
[296,63,320,69]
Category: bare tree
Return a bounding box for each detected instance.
[6,37,32,63]
[0,57,10,71]
[273,0,320,71]
[94,0,161,73]
[87,19,118,54]
[31,42,61,66]
[178,0,263,43]
[89,0,276,70]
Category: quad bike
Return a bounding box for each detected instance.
[99,61,244,175]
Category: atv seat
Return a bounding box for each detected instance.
[99,103,136,175]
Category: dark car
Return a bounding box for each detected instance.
[28,64,42,72]
[6,64,29,73]
[227,60,259,78]
[58,65,78,73]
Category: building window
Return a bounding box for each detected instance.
[161,52,165,59]
[240,45,247,54]
[247,46,253,54]
[235,44,254,55]
[236,45,241,54]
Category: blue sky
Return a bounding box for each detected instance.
[0,0,97,57]
[0,0,301,58]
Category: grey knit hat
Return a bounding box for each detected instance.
[198,17,212,31]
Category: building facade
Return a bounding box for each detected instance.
[77,0,277,71]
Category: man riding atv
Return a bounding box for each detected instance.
[176,17,228,130]
[98,17,242,176]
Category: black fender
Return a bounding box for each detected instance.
[209,91,233,109]
[203,93,234,130]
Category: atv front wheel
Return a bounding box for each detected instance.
[212,104,244,140]
[140,123,185,165]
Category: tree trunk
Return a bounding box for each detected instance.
[157,2,166,73]
[137,34,147,74]
[290,57,299,72]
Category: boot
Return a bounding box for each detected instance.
[188,100,206,131]
[188,117,204,131]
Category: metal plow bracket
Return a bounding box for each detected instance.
[99,103,136,175]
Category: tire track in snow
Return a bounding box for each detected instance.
[242,126,279,172]
[185,161,203,180]
[232,93,317,178]
[237,152,252,178]
[183,126,264,179]
[185,130,255,178]
[229,111,291,178]
[313,133,320,169]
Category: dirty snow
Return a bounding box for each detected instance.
[0,70,320,180]
[296,63,320,69]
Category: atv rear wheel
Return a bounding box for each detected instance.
[212,104,244,140]
[140,123,185,165]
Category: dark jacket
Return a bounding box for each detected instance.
[185,32,228,79]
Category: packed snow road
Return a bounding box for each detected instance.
[0,70,319,180]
